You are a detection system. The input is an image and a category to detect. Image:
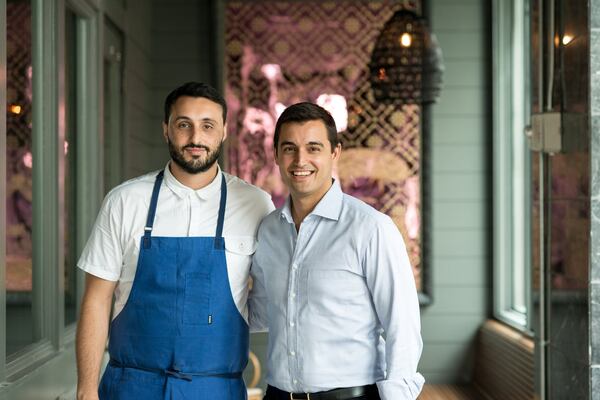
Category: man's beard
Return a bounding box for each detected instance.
[168,139,223,174]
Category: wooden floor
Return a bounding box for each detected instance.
[418,384,487,400]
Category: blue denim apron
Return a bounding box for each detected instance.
[98,171,248,399]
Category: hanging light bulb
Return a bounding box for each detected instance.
[400,32,412,47]
[561,34,574,45]
[9,104,22,114]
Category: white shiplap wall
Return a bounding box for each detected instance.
[419,0,491,383]
[109,0,158,178]
[144,0,218,176]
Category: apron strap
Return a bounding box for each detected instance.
[143,170,226,250]
[214,173,227,250]
[143,170,165,249]
[108,359,242,381]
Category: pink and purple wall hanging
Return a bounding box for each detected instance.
[225,0,424,290]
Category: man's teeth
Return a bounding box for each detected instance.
[292,171,312,176]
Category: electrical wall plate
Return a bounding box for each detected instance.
[529,112,561,153]
[527,112,588,154]
[527,113,543,152]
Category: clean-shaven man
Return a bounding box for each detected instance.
[76,82,273,399]
[250,102,424,400]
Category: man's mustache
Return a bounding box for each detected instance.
[183,144,210,152]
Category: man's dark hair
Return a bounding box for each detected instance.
[273,102,339,152]
[163,82,227,124]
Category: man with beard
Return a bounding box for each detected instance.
[75,82,274,400]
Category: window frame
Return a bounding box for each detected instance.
[492,0,533,332]
[1,0,102,385]
[0,0,6,381]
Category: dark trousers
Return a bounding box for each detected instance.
[264,384,381,400]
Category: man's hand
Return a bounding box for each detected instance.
[76,389,100,400]
[76,273,116,399]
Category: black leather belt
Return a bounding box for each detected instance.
[266,384,379,400]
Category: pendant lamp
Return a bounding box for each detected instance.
[369,9,444,105]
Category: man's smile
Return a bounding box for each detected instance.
[290,170,315,178]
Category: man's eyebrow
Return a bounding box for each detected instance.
[172,116,218,123]
[306,141,324,147]
[172,116,191,123]
[280,141,298,147]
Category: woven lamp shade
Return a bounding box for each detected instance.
[369,9,443,105]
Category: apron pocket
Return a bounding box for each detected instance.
[183,272,211,325]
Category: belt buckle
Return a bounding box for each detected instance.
[289,394,310,400]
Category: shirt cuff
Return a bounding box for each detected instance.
[376,372,425,400]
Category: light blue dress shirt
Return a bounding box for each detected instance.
[249,180,424,400]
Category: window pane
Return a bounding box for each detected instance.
[6,0,35,355]
[511,1,528,314]
[547,1,589,293]
[530,0,542,305]
[64,8,78,326]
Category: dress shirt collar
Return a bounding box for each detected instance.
[163,161,223,200]
[280,179,343,224]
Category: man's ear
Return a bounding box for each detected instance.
[222,122,228,141]
[332,143,342,161]
[274,146,280,166]
[162,122,169,143]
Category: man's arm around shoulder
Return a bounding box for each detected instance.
[76,273,116,400]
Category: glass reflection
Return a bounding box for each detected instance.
[6,0,34,355]
[530,0,590,398]
[64,8,78,326]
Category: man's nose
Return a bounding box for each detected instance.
[294,148,307,164]
[191,124,203,142]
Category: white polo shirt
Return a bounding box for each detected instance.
[77,163,274,321]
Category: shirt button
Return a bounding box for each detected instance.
[290,321,295,327]
[290,292,296,298]
[290,351,296,356]
[293,379,298,384]
[292,264,298,270]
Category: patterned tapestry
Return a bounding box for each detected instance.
[225,0,423,289]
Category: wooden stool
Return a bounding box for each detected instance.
[247,351,263,400]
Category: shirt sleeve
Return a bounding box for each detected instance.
[248,220,270,333]
[363,215,425,400]
[76,191,125,282]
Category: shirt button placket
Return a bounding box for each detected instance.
[288,223,306,391]
[288,261,299,389]
[187,195,194,236]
